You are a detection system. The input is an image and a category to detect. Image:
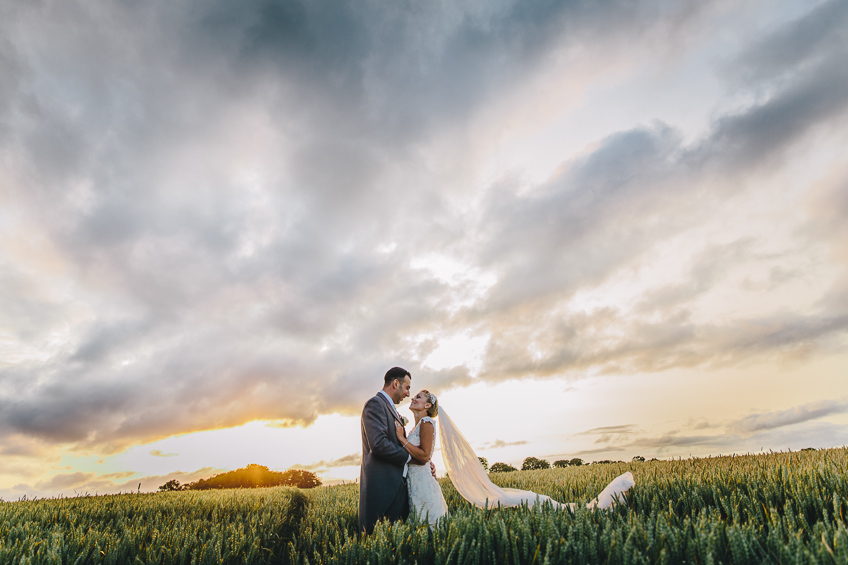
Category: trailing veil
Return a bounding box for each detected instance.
[438,407,635,510]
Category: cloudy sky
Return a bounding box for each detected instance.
[2,0,847,498]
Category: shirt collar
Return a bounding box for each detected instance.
[378,390,397,411]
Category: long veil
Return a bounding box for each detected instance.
[438,407,635,510]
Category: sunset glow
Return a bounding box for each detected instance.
[1,0,847,499]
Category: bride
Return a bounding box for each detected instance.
[396,389,635,520]
[394,390,449,525]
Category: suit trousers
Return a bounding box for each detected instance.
[363,478,409,535]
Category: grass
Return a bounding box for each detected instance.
[2,447,846,564]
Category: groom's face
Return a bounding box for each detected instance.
[391,376,411,404]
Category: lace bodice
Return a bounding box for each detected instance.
[407,417,436,455]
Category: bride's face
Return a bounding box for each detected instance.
[409,391,431,412]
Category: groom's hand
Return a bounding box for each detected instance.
[430,461,437,479]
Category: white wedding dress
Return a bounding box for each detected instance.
[406,416,449,526]
[438,407,635,511]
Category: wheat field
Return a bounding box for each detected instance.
[2,448,846,564]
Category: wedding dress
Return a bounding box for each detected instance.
[438,407,635,511]
[406,416,449,525]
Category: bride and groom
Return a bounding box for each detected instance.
[359,367,635,535]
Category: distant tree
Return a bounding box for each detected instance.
[801,447,816,452]
[521,457,551,471]
[158,479,185,492]
[280,469,322,489]
[553,458,584,468]
[593,460,614,465]
[187,464,321,490]
[490,462,518,473]
[632,455,646,462]
[478,457,489,471]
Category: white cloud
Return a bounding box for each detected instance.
[0,0,846,491]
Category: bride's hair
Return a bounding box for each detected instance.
[421,390,439,417]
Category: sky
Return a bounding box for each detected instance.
[1,0,847,499]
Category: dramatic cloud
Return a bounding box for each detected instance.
[0,0,846,479]
[732,400,848,434]
[558,409,848,462]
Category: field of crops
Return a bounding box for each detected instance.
[2,447,846,564]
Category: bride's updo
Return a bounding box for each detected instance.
[422,390,439,417]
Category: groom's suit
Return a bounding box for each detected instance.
[359,392,410,535]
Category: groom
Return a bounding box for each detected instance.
[359,367,413,535]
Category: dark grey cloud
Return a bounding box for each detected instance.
[698,0,848,172]
[1,0,846,459]
[724,0,848,87]
[479,305,848,381]
[732,400,848,434]
[477,124,687,311]
[467,0,848,381]
[470,0,848,327]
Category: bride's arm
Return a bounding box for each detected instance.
[395,421,434,465]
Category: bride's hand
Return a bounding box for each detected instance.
[394,421,406,441]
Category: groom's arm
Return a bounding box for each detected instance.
[362,398,408,466]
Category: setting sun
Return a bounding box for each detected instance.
[1,0,846,500]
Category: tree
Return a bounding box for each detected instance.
[489,462,518,473]
[186,464,322,490]
[552,458,584,468]
[158,479,185,492]
[280,469,322,489]
[632,455,646,462]
[521,457,550,471]
[478,457,489,471]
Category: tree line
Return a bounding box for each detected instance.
[161,455,652,492]
[479,455,649,473]
[158,464,321,492]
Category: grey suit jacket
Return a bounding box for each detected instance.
[359,392,409,533]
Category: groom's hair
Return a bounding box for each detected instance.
[384,367,411,386]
